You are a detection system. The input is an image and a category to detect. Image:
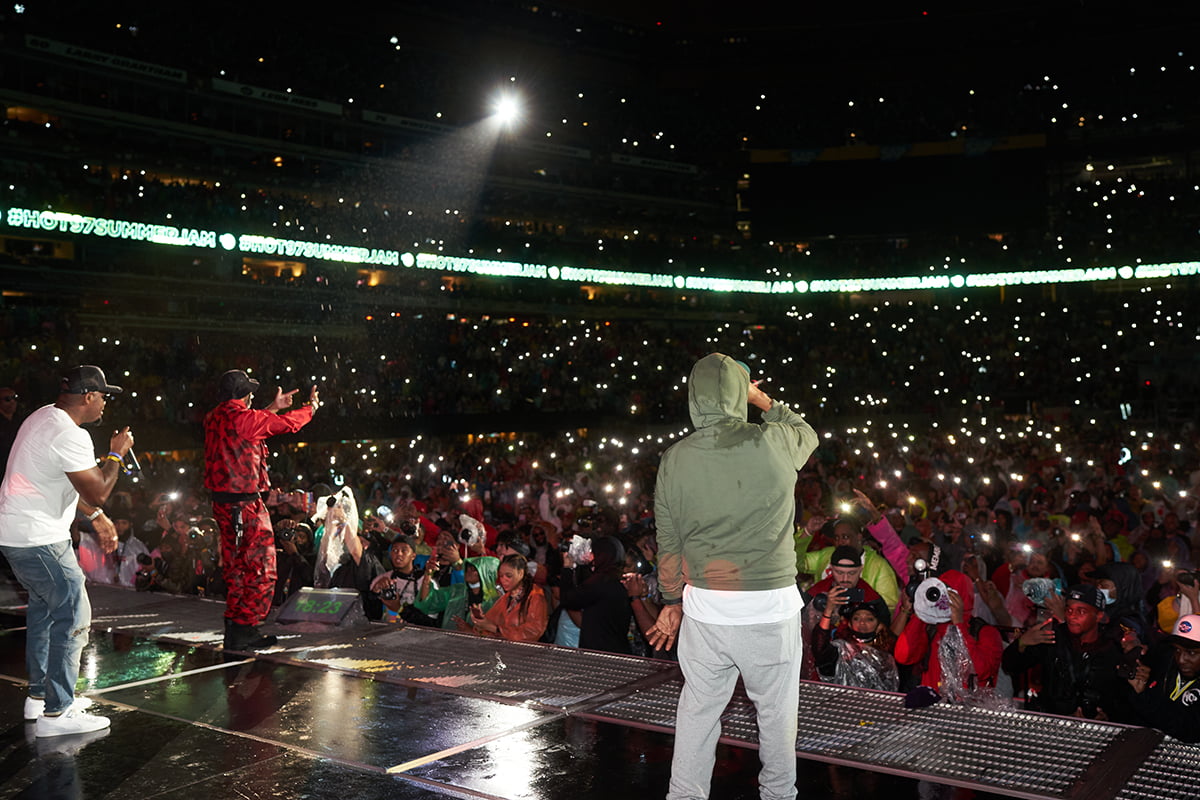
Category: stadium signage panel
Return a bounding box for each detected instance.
[25,36,187,83]
[413,253,547,279]
[237,234,399,266]
[212,79,342,116]
[1134,262,1200,279]
[3,208,217,248]
[803,275,953,293]
[962,266,1119,287]
[556,266,675,287]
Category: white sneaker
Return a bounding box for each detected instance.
[24,696,92,721]
[36,706,110,737]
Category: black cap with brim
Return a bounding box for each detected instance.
[1168,634,1200,650]
[830,545,863,568]
[1066,584,1105,612]
[61,365,123,395]
[217,369,260,401]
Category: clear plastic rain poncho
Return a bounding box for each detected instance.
[313,486,359,588]
[914,574,1010,710]
[935,623,976,704]
[831,638,900,692]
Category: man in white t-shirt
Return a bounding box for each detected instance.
[649,355,818,800]
[0,365,133,738]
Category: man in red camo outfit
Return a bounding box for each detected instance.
[204,369,318,651]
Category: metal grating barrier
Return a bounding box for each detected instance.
[1115,740,1200,800]
[582,679,1198,800]
[291,626,676,710]
[76,584,1200,800]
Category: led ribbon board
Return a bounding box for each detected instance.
[3,206,1196,295]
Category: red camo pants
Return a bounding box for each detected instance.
[213,499,276,626]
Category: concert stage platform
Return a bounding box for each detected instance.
[1,583,1195,800]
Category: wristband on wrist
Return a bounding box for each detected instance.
[87,508,104,521]
[104,452,123,464]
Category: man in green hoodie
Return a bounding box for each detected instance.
[649,353,819,800]
[413,555,500,630]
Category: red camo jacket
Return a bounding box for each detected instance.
[204,399,314,494]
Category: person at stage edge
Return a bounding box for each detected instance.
[204,369,318,651]
[649,353,819,800]
[1127,613,1200,742]
[0,365,133,737]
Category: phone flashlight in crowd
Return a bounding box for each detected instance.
[981,533,992,543]
[1070,532,1082,542]
[377,505,393,521]
[839,502,852,514]
[1163,560,1174,570]
[1021,543,1033,554]
[168,491,180,501]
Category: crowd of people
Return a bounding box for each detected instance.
[33,378,1200,745]
[2,273,1198,432]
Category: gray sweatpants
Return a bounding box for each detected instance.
[667,611,802,800]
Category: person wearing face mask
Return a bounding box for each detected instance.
[1093,563,1150,642]
[413,555,500,630]
[811,596,898,691]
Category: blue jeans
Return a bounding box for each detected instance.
[1,540,91,714]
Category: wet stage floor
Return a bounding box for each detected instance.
[0,588,1013,800]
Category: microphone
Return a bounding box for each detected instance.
[126,449,142,474]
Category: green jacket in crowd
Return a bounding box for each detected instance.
[413,555,500,629]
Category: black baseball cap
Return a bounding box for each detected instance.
[61,365,123,395]
[830,545,863,568]
[217,369,260,401]
[1067,584,1105,612]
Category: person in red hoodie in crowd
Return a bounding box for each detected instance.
[893,569,1004,693]
[408,500,443,548]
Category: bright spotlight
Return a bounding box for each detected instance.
[492,93,522,126]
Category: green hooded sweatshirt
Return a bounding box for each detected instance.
[654,353,819,602]
[412,556,500,629]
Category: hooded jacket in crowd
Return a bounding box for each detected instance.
[1096,562,1150,640]
[559,536,632,654]
[895,569,1004,690]
[413,556,500,629]
[655,353,819,602]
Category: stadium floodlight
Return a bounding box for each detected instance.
[492,92,522,127]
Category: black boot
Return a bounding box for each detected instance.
[224,620,278,652]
